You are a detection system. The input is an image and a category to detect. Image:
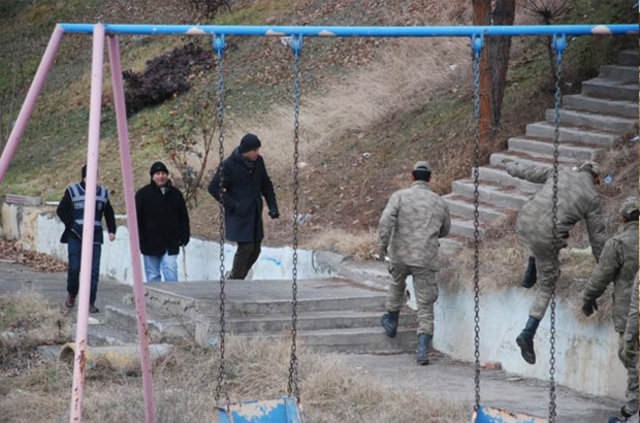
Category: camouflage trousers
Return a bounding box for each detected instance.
[519,237,561,320]
[619,333,639,414]
[385,263,438,335]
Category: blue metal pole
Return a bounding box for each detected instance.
[58,23,638,37]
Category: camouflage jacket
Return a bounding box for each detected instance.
[624,272,639,343]
[583,221,639,333]
[506,162,606,258]
[378,180,450,269]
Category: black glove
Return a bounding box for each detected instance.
[582,299,598,317]
[268,209,280,219]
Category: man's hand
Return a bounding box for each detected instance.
[268,209,280,219]
[374,247,387,262]
[108,233,116,242]
[581,299,598,317]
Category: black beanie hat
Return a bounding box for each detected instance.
[239,133,261,153]
[149,161,169,175]
[81,165,87,179]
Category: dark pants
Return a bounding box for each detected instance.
[230,242,261,280]
[67,237,101,305]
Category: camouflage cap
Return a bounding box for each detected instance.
[577,160,601,177]
[413,161,431,172]
[619,196,638,220]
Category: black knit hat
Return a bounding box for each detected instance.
[149,161,169,175]
[239,133,262,153]
[81,165,87,179]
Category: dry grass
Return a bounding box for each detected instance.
[1,292,469,422]
[307,228,377,259]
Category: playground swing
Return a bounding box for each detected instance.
[211,33,305,423]
[472,34,566,423]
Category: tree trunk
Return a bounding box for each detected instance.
[472,0,492,151]
[490,0,516,127]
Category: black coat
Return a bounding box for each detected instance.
[135,181,190,256]
[208,148,278,243]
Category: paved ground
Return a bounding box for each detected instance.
[0,261,626,422]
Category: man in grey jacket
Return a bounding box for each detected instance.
[506,160,606,365]
[378,161,450,365]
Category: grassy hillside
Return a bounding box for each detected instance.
[0,0,636,249]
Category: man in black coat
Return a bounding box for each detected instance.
[209,133,279,279]
[136,161,190,282]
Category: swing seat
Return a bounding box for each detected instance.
[473,405,545,423]
[218,397,303,423]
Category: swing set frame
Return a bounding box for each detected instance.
[0,21,636,423]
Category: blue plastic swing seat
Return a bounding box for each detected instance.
[474,405,546,423]
[217,397,303,423]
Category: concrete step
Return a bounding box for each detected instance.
[442,194,508,222]
[449,217,486,239]
[600,65,638,83]
[525,122,621,148]
[226,310,417,334]
[477,166,542,194]
[78,321,138,347]
[508,137,601,161]
[581,78,639,102]
[544,108,637,133]
[563,94,638,119]
[618,49,639,66]
[144,285,386,316]
[490,151,577,170]
[452,179,532,209]
[297,327,417,354]
[105,304,192,342]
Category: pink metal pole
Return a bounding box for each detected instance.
[0,25,64,183]
[107,34,156,423]
[69,23,105,423]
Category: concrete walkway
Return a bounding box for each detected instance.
[0,261,626,422]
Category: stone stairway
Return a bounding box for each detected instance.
[90,279,418,354]
[443,49,639,240]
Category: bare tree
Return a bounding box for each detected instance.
[163,87,218,209]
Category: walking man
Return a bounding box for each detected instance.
[505,160,606,364]
[581,197,638,422]
[135,161,190,282]
[57,165,116,313]
[209,133,279,279]
[378,161,450,365]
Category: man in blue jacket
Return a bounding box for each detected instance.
[209,133,279,279]
[136,161,190,282]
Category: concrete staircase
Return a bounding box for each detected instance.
[90,279,418,354]
[443,49,639,240]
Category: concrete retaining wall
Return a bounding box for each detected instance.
[433,282,626,399]
[1,203,332,283]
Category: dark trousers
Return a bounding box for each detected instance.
[230,242,261,280]
[67,237,101,305]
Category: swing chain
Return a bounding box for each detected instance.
[471,33,483,413]
[548,33,565,423]
[288,34,303,401]
[213,34,230,412]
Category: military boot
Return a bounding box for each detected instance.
[516,316,540,364]
[380,311,399,338]
[521,256,537,288]
[416,333,432,365]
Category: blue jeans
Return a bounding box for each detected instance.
[143,253,178,282]
[67,237,101,305]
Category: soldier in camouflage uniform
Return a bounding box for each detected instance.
[582,197,638,422]
[378,161,451,365]
[506,160,606,364]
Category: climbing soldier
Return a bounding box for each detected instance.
[581,197,638,423]
[378,161,450,365]
[505,160,606,365]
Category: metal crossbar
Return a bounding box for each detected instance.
[58,23,637,37]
